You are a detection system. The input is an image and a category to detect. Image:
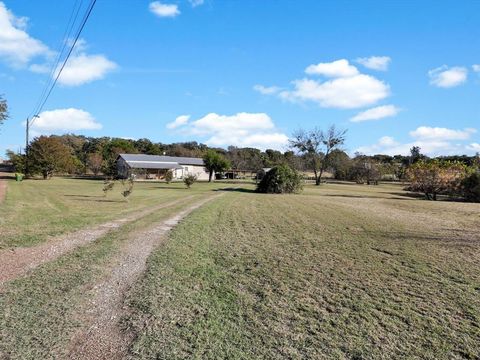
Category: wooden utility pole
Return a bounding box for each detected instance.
[25,117,29,176]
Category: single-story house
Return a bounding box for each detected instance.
[116,154,210,180]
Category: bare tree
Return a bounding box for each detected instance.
[290,125,347,185]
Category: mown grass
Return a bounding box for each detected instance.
[125,183,480,359]
[0,190,214,360]
[0,177,224,249]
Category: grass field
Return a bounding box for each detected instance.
[1,178,479,359]
[0,177,224,249]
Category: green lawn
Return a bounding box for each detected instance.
[125,183,480,359]
[1,179,479,359]
[0,177,227,249]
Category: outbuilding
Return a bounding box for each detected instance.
[116,154,210,180]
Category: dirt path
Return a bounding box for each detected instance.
[0,195,197,286]
[67,193,223,359]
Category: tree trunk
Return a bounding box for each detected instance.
[208,170,213,182]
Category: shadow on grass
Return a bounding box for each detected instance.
[66,197,125,203]
[64,194,105,198]
[216,187,257,193]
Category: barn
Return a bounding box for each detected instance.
[116,154,210,180]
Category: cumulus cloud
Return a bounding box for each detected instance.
[149,1,180,17]
[0,2,50,67]
[167,112,289,150]
[32,108,102,132]
[350,105,400,122]
[473,64,480,73]
[260,59,391,109]
[166,115,190,129]
[56,52,117,86]
[305,59,359,78]
[253,84,282,95]
[280,75,390,109]
[356,126,478,156]
[409,126,476,140]
[468,143,480,152]
[356,56,391,71]
[429,66,468,88]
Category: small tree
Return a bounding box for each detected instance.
[183,174,197,189]
[290,125,346,185]
[121,177,134,201]
[406,160,467,200]
[29,136,73,179]
[164,170,173,184]
[87,153,103,175]
[6,150,25,173]
[461,172,480,202]
[203,150,230,182]
[256,165,302,194]
[0,95,8,129]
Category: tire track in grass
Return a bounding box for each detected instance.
[0,195,197,287]
[67,192,224,360]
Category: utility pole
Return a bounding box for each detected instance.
[25,117,30,177]
[25,115,39,177]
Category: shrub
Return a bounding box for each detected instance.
[183,174,197,189]
[406,160,467,200]
[164,170,173,184]
[256,164,302,194]
[461,172,480,202]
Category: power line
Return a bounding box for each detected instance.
[30,0,97,126]
[29,0,84,120]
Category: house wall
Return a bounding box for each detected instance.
[176,165,211,180]
[117,157,130,179]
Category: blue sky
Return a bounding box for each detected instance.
[1,0,479,157]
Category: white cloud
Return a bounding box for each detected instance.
[253,84,282,95]
[356,126,478,156]
[409,126,476,140]
[0,2,50,67]
[56,49,117,86]
[189,0,204,7]
[32,108,102,132]
[305,59,359,78]
[280,74,390,109]
[428,66,468,88]
[149,1,180,17]
[473,64,480,73]
[350,105,400,122]
[167,112,289,150]
[356,56,391,71]
[166,115,190,129]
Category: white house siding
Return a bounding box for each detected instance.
[180,165,211,180]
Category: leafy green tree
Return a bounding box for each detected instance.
[102,138,138,176]
[164,170,173,183]
[183,174,197,188]
[256,164,302,194]
[0,95,8,129]
[6,150,25,173]
[29,136,73,179]
[203,149,231,182]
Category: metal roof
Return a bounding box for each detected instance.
[126,161,183,170]
[119,154,204,166]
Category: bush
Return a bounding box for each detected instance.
[164,170,173,184]
[462,172,480,202]
[183,174,197,189]
[256,165,302,194]
[406,160,467,200]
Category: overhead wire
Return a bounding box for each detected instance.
[29,0,97,126]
